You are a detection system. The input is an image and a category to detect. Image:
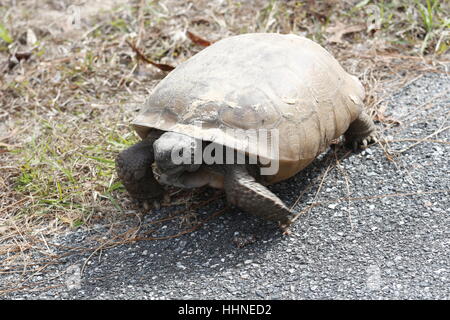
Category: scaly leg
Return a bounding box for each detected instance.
[345,110,378,150]
[115,130,165,209]
[223,164,295,232]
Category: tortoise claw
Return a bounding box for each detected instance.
[133,197,162,211]
[163,193,171,205]
[153,199,161,210]
[349,132,378,151]
[280,223,292,235]
[362,138,368,148]
[143,200,151,211]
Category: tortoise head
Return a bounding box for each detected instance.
[153,131,201,176]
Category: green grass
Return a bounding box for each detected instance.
[414,0,449,53]
[350,0,449,55]
[11,114,137,228]
[0,23,13,44]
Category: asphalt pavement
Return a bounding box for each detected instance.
[1,72,449,300]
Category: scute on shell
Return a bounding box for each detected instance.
[132,33,365,183]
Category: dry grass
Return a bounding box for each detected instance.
[0,0,449,292]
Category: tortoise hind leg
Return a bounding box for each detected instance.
[223,164,296,232]
[344,110,378,150]
[116,130,165,209]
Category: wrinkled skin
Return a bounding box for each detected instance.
[116,116,376,232]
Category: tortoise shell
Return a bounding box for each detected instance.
[132,33,365,183]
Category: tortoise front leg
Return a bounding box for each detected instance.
[116,130,165,209]
[223,164,296,232]
[345,110,378,150]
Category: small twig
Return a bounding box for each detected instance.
[333,151,355,231]
[384,138,450,145]
[129,207,228,242]
[136,0,145,48]
[0,283,66,296]
[396,74,425,92]
[290,156,337,223]
[330,189,450,204]
[80,240,111,276]
[20,263,53,286]
[117,62,138,88]
[397,90,450,127]
[396,125,450,154]
[415,90,450,111]
[287,190,450,222]
[0,142,19,148]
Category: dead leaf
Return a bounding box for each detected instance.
[186,31,213,47]
[8,51,32,70]
[125,40,175,72]
[14,52,32,61]
[326,22,365,43]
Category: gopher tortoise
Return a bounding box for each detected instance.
[116,33,377,231]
